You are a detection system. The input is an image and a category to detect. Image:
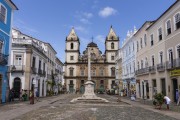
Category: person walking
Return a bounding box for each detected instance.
[36,90,39,102]
[164,96,171,110]
[177,90,180,106]
[29,90,34,104]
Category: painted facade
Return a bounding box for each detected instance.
[121,28,137,96]
[10,29,48,98]
[135,0,180,101]
[0,0,17,103]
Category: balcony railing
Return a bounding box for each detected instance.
[0,53,8,65]
[10,65,24,72]
[31,67,37,74]
[157,63,165,72]
[136,67,149,75]
[149,66,156,73]
[175,58,180,68]
[38,69,43,75]
[42,70,46,77]
[166,60,176,70]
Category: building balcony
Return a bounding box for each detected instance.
[9,65,24,72]
[157,63,165,72]
[42,70,46,77]
[149,66,156,73]
[38,69,43,75]
[136,68,149,76]
[166,60,176,70]
[31,67,37,74]
[175,58,180,68]
[0,53,8,65]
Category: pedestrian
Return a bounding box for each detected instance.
[19,89,23,101]
[164,96,171,110]
[177,91,180,106]
[36,90,39,102]
[29,90,34,104]
[175,89,179,104]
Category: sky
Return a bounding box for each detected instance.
[12,0,176,62]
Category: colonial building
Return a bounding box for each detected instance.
[121,28,137,96]
[115,49,123,94]
[54,57,63,93]
[64,26,119,93]
[10,29,48,98]
[0,0,18,103]
[135,0,180,101]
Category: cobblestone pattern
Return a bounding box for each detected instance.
[11,94,178,120]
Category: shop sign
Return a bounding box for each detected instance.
[170,69,180,77]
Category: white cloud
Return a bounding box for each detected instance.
[80,18,91,24]
[83,12,93,19]
[74,25,88,34]
[99,7,117,18]
[95,35,105,43]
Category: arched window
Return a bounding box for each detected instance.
[111,42,114,49]
[70,43,74,49]
[175,13,180,30]
[69,67,74,76]
[111,67,115,76]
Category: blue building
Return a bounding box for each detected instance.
[0,0,17,103]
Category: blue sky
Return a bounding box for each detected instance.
[12,0,176,62]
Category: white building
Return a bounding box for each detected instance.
[122,28,137,96]
[9,29,49,98]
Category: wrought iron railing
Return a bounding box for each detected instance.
[157,63,165,72]
[10,65,24,72]
[31,67,37,74]
[149,66,156,73]
[135,67,149,75]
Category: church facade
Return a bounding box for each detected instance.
[64,26,119,93]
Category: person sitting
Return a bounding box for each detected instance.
[164,96,171,110]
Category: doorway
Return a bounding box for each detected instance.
[80,85,85,94]
[13,77,21,98]
[161,79,166,96]
[172,79,178,102]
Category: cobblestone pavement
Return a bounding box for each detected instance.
[0,94,179,120]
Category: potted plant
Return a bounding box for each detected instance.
[153,93,164,110]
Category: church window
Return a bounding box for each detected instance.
[69,67,74,76]
[70,43,74,49]
[70,56,74,60]
[111,42,114,49]
[111,55,114,60]
[80,69,85,76]
[99,68,104,76]
[111,67,115,76]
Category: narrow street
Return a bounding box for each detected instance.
[0,94,179,120]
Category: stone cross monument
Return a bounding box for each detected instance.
[71,47,108,103]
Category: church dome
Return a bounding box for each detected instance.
[87,42,97,47]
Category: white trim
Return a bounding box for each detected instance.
[150,33,154,46]
[167,47,173,61]
[0,3,7,24]
[157,26,163,41]
[151,54,155,66]
[165,19,172,36]
[175,43,180,59]
[173,11,180,31]
[158,50,163,64]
